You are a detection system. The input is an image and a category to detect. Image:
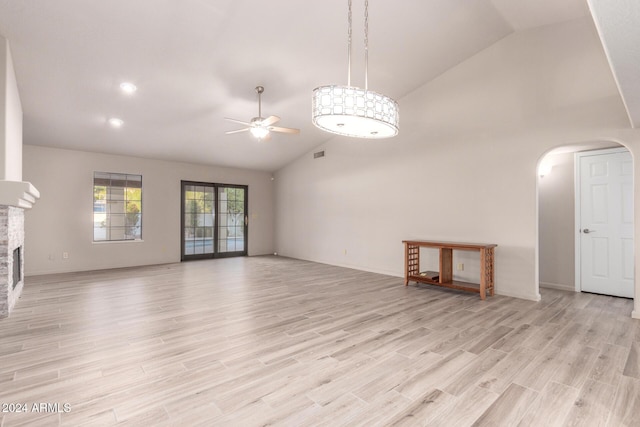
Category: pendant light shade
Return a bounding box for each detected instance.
[312,85,398,138]
[312,0,399,139]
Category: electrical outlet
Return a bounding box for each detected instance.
[63,252,69,259]
[457,263,464,271]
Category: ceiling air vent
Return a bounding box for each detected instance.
[313,151,325,159]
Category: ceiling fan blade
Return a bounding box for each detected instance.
[224,117,252,126]
[260,115,280,126]
[269,126,300,134]
[225,128,250,135]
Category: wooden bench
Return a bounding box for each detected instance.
[403,240,497,299]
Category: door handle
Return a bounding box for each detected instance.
[245,215,248,226]
[582,228,595,234]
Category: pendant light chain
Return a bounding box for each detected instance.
[364,0,369,91]
[347,0,352,87]
[347,0,370,90]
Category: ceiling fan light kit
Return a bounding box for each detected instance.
[250,126,269,139]
[312,0,399,139]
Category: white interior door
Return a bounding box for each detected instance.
[578,148,634,298]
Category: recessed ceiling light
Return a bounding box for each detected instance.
[119,82,137,94]
[108,118,124,128]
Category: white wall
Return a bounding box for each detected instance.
[23,145,274,275]
[275,17,637,301]
[538,152,575,290]
[0,36,22,181]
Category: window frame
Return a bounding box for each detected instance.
[93,171,143,242]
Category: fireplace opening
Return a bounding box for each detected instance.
[12,247,21,290]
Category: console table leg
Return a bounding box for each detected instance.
[404,243,420,286]
[487,248,495,296]
[480,248,487,300]
[404,243,408,285]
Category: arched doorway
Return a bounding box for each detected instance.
[535,141,635,309]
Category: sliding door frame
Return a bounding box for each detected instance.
[180,180,248,261]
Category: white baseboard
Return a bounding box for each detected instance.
[539,281,574,291]
[314,258,402,278]
[633,310,639,320]
[496,288,541,301]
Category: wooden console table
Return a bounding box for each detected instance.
[403,240,497,300]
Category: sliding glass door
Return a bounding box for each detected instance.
[217,186,246,255]
[181,181,247,260]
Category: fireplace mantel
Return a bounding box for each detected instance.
[0,180,40,209]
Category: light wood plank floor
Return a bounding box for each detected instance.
[1,256,639,426]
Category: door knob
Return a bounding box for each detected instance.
[582,229,595,234]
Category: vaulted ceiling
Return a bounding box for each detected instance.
[1,0,634,172]
[587,0,640,128]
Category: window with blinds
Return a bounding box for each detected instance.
[93,172,142,241]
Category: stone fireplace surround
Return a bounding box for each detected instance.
[0,205,24,317]
[0,181,39,318]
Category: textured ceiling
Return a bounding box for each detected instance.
[0,0,620,172]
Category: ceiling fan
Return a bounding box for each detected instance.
[225,86,300,141]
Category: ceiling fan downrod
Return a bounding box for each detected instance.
[256,86,264,120]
